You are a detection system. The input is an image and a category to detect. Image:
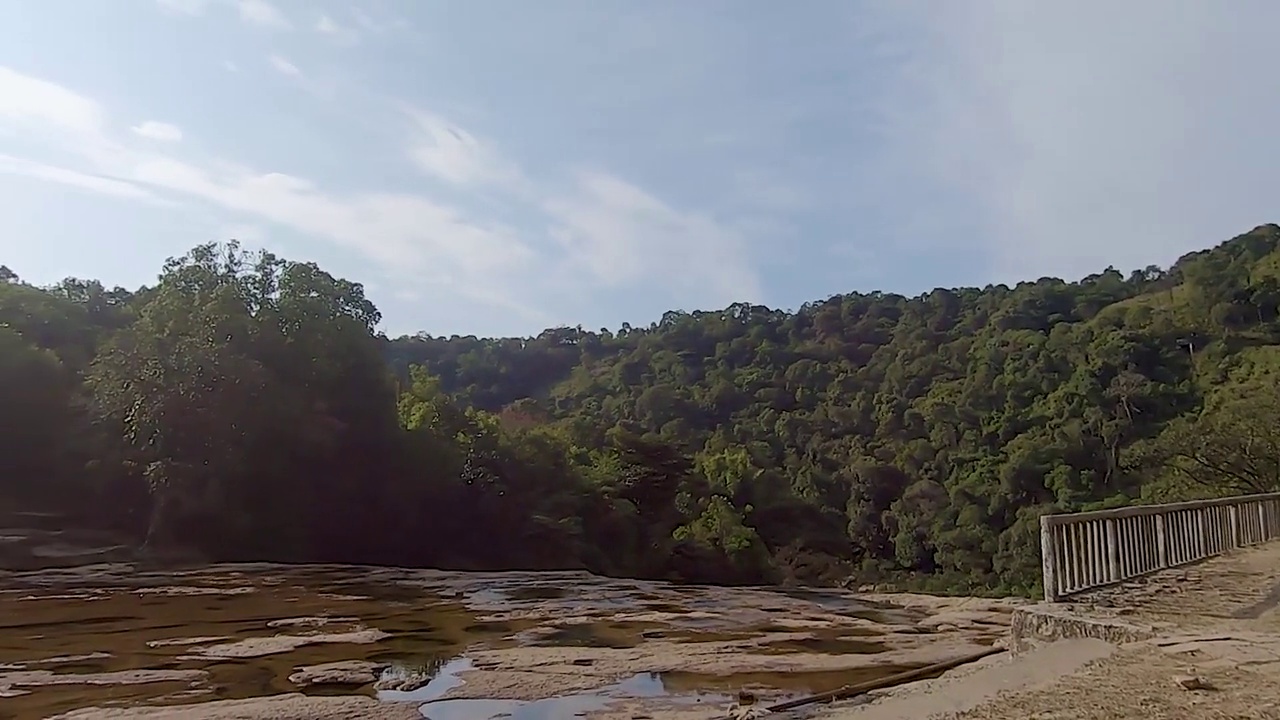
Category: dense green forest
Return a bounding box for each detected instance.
[4,225,1280,595]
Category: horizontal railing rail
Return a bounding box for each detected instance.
[1040,492,1280,602]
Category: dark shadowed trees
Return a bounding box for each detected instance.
[5,225,1280,593]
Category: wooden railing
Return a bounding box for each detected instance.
[1039,492,1280,602]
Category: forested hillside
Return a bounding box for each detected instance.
[5,225,1280,595]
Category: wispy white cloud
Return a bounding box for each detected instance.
[236,0,291,30]
[544,170,761,307]
[60,2,1280,337]
[316,13,341,34]
[128,158,537,281]
[154,0,290,31]
[222,60,239,72]
[405,109,523,189]
[0,65,546,319]
[267,54,301,77]
[0,68,163,203]
[314,13,360,44]
[351,8,408,34]
[265,55,338,101]
[0,154,162,202]
[399,107,759,310]
[154,0,210,16]
[0,63,758,329]
[131,121,183,143]
[0,66,104,136]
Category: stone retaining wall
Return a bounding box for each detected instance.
[1009,603,1157,653]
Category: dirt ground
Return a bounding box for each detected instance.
[814,542,1280,720]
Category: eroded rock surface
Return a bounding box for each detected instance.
[0,669,205,688]
[48,694,424,720]
[145,636,229,649]
[267,615,360,629]
[0,562,1027,719]
[188,629,390,659]
[288,660,387,687]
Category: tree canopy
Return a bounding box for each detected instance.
[6,225,1280,595]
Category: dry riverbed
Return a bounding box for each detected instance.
[0,563,1026,719]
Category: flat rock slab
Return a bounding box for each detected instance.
[146,636,230,649]
[0,669,205,688]
[857,594,1029,614]
[3,652,113,669]
[267,616,360,629]
[918,610,1014,630]
[0,686,31,697]
[451,637,999,701]
[47,693,424,719]
[189,629,390,659]
[289,660,387,687]
[134,586,255,596]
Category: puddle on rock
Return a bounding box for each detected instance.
[377,657,472,702]
[408,664,729,720]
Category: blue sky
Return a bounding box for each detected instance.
[0,1,1278,338]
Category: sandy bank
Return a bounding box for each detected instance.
[808,638,1114,719]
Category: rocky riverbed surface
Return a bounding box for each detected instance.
[0,563,1027,719]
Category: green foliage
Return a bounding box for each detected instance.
[1136,383,1280,500]
[674,496,760,555]
[5,224,1280,593]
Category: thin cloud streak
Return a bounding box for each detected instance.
[131,121,183,142]
[236,0,291,30]
[405,109,524,190]
[267,54,301,77]
[544,170,762,308]
[314,13,360,44]
[153,0,291,30]
[154,0,209,15]
[0,65,540,317]
[0,64,764,332]
[0,154,164,203]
